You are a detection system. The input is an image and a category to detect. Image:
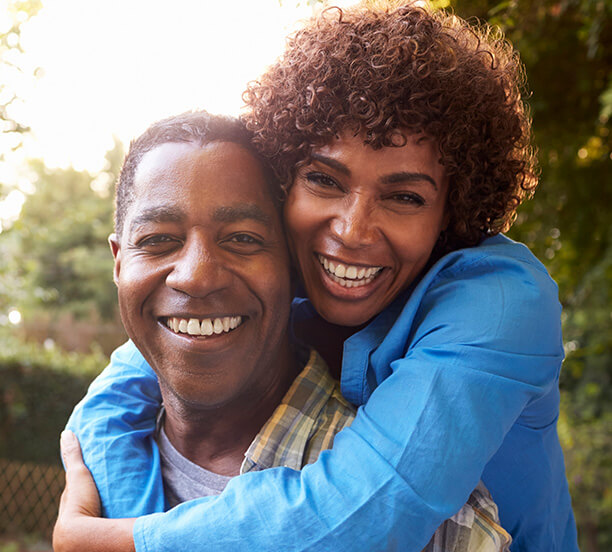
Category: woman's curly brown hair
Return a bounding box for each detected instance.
[242,1,538,251]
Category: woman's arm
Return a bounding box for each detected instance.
[128,244,566,551]
[67,241,567,551]
[66,340,165,517]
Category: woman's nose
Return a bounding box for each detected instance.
[329,195,379,248]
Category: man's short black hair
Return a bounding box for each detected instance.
[115,110,278,238]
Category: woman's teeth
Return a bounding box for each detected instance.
[318,255,383,288]
[165,316,242,336]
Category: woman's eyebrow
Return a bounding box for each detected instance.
[310,153,351,176]
[381,172,438,190]
[310,154,438,190]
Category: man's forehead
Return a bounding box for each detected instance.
[137,140,271,189]
[134,143,186,182]
[134,140,263,185]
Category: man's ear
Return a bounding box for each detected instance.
[108,233,121,286]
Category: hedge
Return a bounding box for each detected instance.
[0,338,106,464]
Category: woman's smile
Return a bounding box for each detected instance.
[285,131,448,327]
[313,252,389,304]
[317,254,384,285]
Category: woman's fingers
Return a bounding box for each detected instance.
[59,430,102,518]
[60,429,84,468]
[54,431,136,552]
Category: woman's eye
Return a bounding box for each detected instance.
[390,192,425,206]
[305,171,340,189]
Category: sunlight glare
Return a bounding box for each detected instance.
[8,309,22,325]
[16,0,313,171]
[0,189,26,226]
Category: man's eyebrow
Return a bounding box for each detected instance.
[129,207,183,234]
[212,204,271,225]
[381,172,438,190]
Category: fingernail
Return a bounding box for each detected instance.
[60,430,76,446]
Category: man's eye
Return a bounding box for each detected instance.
[137,235,178,248]
[226,233,263,246]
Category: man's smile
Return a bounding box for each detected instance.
[162,315,243,336]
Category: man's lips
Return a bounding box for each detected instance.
[161,315,243,336]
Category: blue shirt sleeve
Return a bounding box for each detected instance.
[69,240,567,550]
[346,251,564,516]
[129,246,565,551]
[66,340,166,517]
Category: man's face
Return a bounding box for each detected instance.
[110,141,292,410]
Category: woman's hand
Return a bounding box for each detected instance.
[53,430,136,552]
[58,430,102,518]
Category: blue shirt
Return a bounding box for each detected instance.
[67,234,578,551]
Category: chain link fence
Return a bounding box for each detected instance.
[0,459,64,539]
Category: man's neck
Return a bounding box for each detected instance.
[160,338,299,476]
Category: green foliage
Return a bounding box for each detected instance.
[1,141,122,321]
[0,334,103,464]
[449,1,612,549]
[0,536,51,552]
[559,397,612,552]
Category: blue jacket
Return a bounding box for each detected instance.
[68,234,578,551]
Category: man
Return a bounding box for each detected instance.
[55,111,510,552]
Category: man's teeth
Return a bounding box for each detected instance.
[165,316,242,336]
[318,255,382,287]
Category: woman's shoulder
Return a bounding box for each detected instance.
[411,234,559,309]
[385,234,563,359]
[344,234,563,404]
[436,234,551,279]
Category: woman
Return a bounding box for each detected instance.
[56,2,578,551]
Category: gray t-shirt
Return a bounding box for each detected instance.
[157,426,233,508]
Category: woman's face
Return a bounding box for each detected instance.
[284,131,448,327]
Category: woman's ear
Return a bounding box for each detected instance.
[108,233,121,286]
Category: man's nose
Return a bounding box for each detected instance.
[329,195,379,248]
[165,236,231,298]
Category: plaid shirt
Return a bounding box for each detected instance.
[240,349,511,552]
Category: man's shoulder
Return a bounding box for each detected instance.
[243,349,355,473]
[297,350,356,467]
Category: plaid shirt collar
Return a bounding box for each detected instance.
[241,348,351,473]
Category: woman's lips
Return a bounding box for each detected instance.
[317,254,383,288]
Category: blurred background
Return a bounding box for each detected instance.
[0,0,610,550]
